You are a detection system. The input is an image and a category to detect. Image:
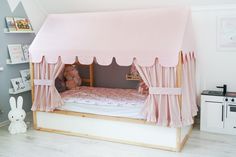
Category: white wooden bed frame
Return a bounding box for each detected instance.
[30,53,193,152]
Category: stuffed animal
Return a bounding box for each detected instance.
[55,68,67,92]
[8,96,27,134]
[64,65,82,90]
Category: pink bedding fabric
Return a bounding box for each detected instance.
[60,86,147,107]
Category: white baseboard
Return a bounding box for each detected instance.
[0,120,10,128]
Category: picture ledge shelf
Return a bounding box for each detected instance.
[6,59,29,65]
[4,28,34,34]
[9,87,31,95]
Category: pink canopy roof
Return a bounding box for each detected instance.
[29,6,194,67]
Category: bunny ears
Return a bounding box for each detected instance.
[9,96,23,110]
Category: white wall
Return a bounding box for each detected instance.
[21,0,47,33]
[26,0,236,14]
[192,6,236,94]
[19,0,236,95]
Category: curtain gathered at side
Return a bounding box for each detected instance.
[31,57,65,111]
[134,53,197,127]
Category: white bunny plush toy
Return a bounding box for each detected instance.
[8,96,27,134]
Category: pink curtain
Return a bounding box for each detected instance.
[181,53,198,125]
[31,57,65,111]
[134,59,182,127]
[134,53,197,127]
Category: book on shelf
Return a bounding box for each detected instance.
[11,77,26,92]
[5,17,33,32]
[5,17,16,31]
[7,44,25,63]
[14,17,33,31]
[22,44,30,61]
[20,69,31,89]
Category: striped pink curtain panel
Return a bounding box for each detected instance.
[181,53,198,126]
[134,59,182,126]
[31,57,65,111]
[134,54,197,127]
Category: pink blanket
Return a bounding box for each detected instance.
[60,86,147,107]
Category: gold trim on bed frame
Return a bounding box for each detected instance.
[176,51,183,151]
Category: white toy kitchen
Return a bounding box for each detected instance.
[201,85,236,135]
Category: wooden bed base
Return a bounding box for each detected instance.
[33,110,192,152]
[30,52,192,152]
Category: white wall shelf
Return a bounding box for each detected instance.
[9,87,31,95]
[4,28,34,34]
[6,59,29,65]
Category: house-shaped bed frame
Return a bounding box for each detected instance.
[29,6,197,152]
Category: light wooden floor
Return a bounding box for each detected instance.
[0,113,235,157]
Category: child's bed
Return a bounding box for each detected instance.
[29,7,197,151]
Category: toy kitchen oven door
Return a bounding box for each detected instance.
[225,97,236,132]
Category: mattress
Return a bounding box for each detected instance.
[57,86,147,119]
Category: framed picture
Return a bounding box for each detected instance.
[217,16,236,51]
[14,17,33,31]
[20,69,31,89]
[5,17,16,31]
[22,44,30,61]
[7,44,25,63]
[11,77,26,92]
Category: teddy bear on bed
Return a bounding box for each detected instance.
[64,65,82,90]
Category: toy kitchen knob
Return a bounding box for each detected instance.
[232,99,234,102]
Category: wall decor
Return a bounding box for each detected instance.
[7,44,25,63]
[22,44,29,61]
[14,17,33,31]
[10,77,25,92]
[217,16,236,51]
[5,17,33,32]
[5,16,16,31]
[1,0,35,124]
[20,69,30,89]
[7,0,21,13]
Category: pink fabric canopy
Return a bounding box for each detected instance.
[29,6,194,67]
[30,7,198,127]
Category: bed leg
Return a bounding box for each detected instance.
[30,62,38,129]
